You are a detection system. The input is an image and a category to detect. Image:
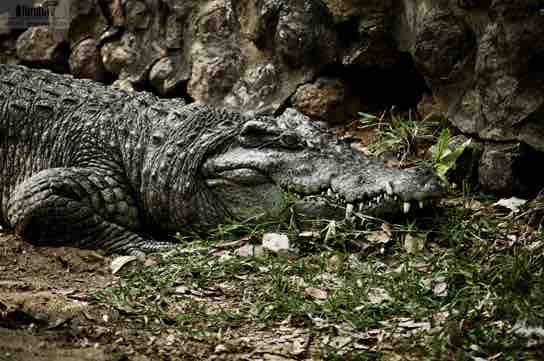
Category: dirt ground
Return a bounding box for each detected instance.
[0,233,321,361]
[0,232,122,360]
[0,232,203,361]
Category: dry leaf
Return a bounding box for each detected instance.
[367,231,391,244]
[173,286,189,294]
[433,311,450,324]
[465,200,483,210]
[397,320,431,330]
[324,220,336,242]
[327,254,343,273]
[290,276,307,288]
[367,288,393,304]
[235,244,261,257]
[291,334,310,355]
[305,287,328,300]
[381,223,393,236]
[404,233,425,254]
[110,256,138,275]
[433,281,448,297]
[512,320,544,337]
[299,231,320,238]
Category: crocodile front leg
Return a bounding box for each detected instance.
[7,168,174,255]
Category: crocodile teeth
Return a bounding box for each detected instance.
[345,203,354,220]
[358,203,364,211]
[419,201,424,209]
[327,188,334,197]
[403,202,411,214]
[385,182,394,195]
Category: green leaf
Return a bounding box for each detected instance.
[357,112,379,120]
[432,131,471,181]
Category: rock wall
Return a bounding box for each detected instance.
[398,0,544,194]
[1,0,543,195]
[0,0,425,121]
[400,0,544,151]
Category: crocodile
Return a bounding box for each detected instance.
[0,64,444,255]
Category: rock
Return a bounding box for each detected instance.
[413,10,475,86]
[401,0,544,154]
[225,63,284,113]
[187,49,241,104]
[149,56,182,96]
[323,0,369,22]
[107,0,125,27]
[16,26,67,71]
[186,1,243,105]
[67,0,108,48]
[336,0,398,67]
[477,142,544,196]
[100,35,132,76]
[101,28,166,84]
[100,0,167,84]
[292,77,349,123]
[0,33,20,65]
[111,78,135,92]
[275,0,337,68]
[478,143,518,195]
[416,93,445,121]
[149,57,175,95]
[125,0,151,31]
[69,38,105,81]
[3,0,390,117]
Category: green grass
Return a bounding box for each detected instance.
[357,109,444,164]
[94,194,544,359]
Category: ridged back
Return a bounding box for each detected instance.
[0,65,131,223]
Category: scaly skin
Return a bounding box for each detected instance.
[0,65,444,254]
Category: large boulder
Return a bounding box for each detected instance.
[16,26,67,71]
[399,0,544,153]
[69,37,105,81]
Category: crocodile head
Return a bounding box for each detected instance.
[195,109,444,226]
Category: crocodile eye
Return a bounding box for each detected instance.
[151,132,164,146]
[279,132,301,149]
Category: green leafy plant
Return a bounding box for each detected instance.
[431,128,472,182]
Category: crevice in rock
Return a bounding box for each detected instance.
[528,50,544,76]
[320,52,430,113]
[96,0,114,26]
[514,143,544,197]
[334,18,361,49]
[97,68,117,86]
[476,140,544,197]
[134,78,194,104]
[164,80,194,104]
